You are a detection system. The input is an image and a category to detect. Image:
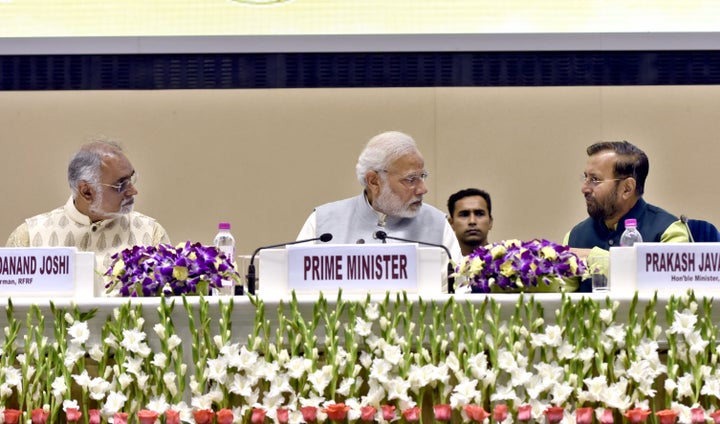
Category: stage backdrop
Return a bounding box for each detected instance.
[1,86,718,256]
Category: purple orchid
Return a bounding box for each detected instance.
[455,239,586,293]
[104,242,241,297]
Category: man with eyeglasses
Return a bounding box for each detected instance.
[297,131,461,292]
[564,141,688,252]
[6,140,170,294]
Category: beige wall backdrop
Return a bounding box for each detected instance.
[1,86,718,256]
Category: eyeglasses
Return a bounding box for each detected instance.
[580,174,627,187]
[380,170,429,188]
[100,173,137,193]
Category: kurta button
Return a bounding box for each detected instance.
[92,225,98,232]
[608,240,614,246]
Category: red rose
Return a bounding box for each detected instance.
[31,408,49,424]
[217,409,234,424]
[165,410,181,424]
[193,409,215,424]
[433,404,452,421]
[4,409,23,424]
[544,406,565,424]
[300,406,318,422]
[113,412,129,424]
[276,408,290,424]
[323,404,350,421]
[381,405,396,421]
[575,407,594,424]
[251,408,267,424]
[624,408,651,424]
[360,406,377,422]
[656,409,679,424]
[463,405,490,423]
[137,409,160,424]
[517,405,533,422]
[691,408,706,424]
[402,407,421,422]
[600,409,615,424]
[65,408,82,423]
[88,409,101,424]
[494,404,509,422]
[710,410,720,424]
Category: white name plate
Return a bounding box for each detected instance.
[636,243,720,289]
[0,247,77,296]
[287,243,418,291]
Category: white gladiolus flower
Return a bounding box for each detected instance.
[118,373,134,390]
[335,377,354,397]
[228,374,254,397]
[136,371,150,390]
[369,358,393,384]
[599,308,613,324]
[163,372,179,397]
[308,365,334,396]
[88,344,104,362]
[450,378,479,408]
[365,302,380,321]
[123,356,144,375]
[67,321,90,345]
[146,395,170,414]
[381,344,402,365]
[206,357,229,384]
[153,323,166,339]
[88,377,111,400]
[51,377,67,398]
[64,345,85,368]
[167,334,182,350]
[72,370,91,388]
[119,328,147,353]
[285,356,312,379]
[385,377,411,402]
[63,399,79,410]
[151,352,168,368]
[354,317,372,337]
[544,325,563,346]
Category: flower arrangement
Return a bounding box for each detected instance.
[454,239,586,293]
[104,241,241,296]
[1,290,719,424]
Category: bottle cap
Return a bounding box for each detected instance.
[624,218,637,227]
[218,222,231,230]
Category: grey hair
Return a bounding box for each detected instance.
[355,131,419,188]
[67,140,123,196]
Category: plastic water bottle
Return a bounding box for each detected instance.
[620,218,643,246]
[213,222,236,296]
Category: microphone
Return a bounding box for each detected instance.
[373,230,456,293]
[246,233,333,295]
[680,215,695,243]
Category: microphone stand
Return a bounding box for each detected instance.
[246,233,333,295]
[374,231,456,293]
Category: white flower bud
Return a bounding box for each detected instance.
[64,313,74,324]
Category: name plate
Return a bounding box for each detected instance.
[0,247,76,296]
[287,243,418,291]
[636,243,720,289]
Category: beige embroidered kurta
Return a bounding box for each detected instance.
[6,197,170,295]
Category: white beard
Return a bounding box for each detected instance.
[374,184,422,218]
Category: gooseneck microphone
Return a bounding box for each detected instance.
[246,233,333,295]
[680,215,695,243]
[373,230,456,293]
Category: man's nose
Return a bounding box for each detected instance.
[415,179,428,195]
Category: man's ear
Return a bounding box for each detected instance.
[366,170,381,193]
[621,177,637,199]
[78,181,94,201]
